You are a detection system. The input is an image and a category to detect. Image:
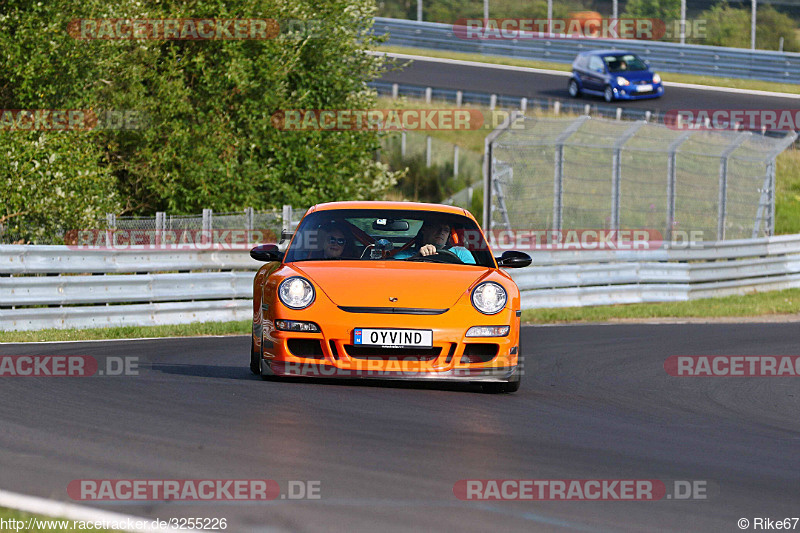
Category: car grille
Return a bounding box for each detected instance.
[287,339,325,359]
[343,345,442,361]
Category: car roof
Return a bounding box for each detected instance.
[579,50,637,57]
[310,201,468,216]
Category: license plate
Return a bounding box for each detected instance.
[353,328,433,348]
[636,84,653,92]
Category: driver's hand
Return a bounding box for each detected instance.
[420,244,437,256]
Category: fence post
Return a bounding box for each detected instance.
[552,117,590,231]
[611,122,645,231]
[666,131,692,242]
[245,207,254,233]
[453,145,459,177]
[718,134,750,240]
[426,135,432,168]
[483,111,522,231]
[106,213,116,248]
[202,209,212,233]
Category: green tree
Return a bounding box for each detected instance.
[0,0,402,242]
[695,2,799,51]
[622,0,680,21]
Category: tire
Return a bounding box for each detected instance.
[481,366,522,394]
[249,335,260,375]
[603,85,614,103]
[568,79,580,98]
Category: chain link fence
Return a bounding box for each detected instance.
[487,115,797,241]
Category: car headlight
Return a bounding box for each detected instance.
[278,277,315,310]
[471,282,507,315]
[466,325,510,337]
[616,76,630,86]
[652,73,661,84]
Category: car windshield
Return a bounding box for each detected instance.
[284,208,495,267]
[604,54,647,72]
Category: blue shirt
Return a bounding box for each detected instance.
[395,246,476,264]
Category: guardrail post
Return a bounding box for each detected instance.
[554,101,560,116]
[392,83,399,99]
[616,107,622,121]
[456,91,462,107]
[490,94,497,110]
[520,98,527,112]
[454,145,459,176]
[552,116,589,231]
[611,121,645,231]
[401,130,407,157]
[666,131,692,242]
[202,209,212,233]
[584,104,590,115]
[425,87,432,103]
[718,133,750,240]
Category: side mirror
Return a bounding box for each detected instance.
[280,229,293,243]
[496,250,532,268]
[250,244,284,262]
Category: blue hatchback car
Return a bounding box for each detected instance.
[568,50,663,102]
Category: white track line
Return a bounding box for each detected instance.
[0,489,180,531]
[370,50,800,99]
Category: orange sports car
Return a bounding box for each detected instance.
[248,201,531,393]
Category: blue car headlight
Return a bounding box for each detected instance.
[652,73,661,84]
[616,76,630,86]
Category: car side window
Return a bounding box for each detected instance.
[589,56,604,73]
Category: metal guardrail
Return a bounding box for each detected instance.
[374,17,800,83]
[509,234,800,308]
[3,235,800,330]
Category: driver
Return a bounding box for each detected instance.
[395,220,475,264]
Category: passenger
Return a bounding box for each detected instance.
[395,220,475,264]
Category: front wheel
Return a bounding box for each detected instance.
[250,336,259,375]
[603,85,614,103]
[568,79,580,98]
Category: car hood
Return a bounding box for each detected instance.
[292,261,488,309]
[615,70,655,83]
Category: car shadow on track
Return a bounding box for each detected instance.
[151,363,495,393]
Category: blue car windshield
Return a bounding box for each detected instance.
[604,54,647,73]
[284,209,495,267]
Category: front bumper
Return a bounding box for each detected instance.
[257,305,521,382]
[613,84,664,100]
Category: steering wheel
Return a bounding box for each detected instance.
[405,248,464,264]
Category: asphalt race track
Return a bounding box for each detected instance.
[378,57,800,113]
[1,323,798,532]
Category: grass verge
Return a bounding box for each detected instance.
[377,45,800,95]
[0,320,250,343]
[0,507,113,532]
[522,288,800,323]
